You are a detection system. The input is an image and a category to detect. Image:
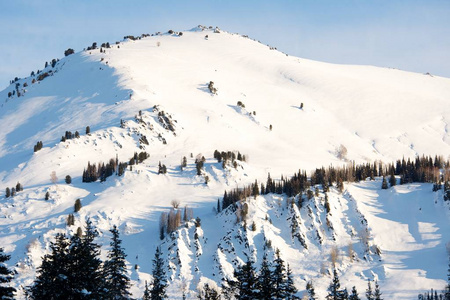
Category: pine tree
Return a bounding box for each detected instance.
[198,283,219,300]
[5,187,10,198]
[389,172,396,188]
[381,177,388,190]
[272,249,288,299]
[349,286,360,300]
[257,252,273,300]
[103,225,131,299]
[150,247,167,300]
[69,218,104,298]
[0,248,16,299]
[28,233,71,299]
[327,269,341,300]
[445,258,450,300]
[143,280,151,300]
[234,259,258,300]
[366,280,374,300]
[285,264,299,299]
[374,281,382,300]
[306,281,317,300]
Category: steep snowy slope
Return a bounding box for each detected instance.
[0,26,449,299]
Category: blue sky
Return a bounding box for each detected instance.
[1,0,449,89]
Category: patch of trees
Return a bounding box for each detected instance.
[82,152,149,183]
[64,48,74,56]
[5,182,23,198]
[60,130,80,142]
[221,155,450,211]
[222,249,297,299]
[33,141,43,152]
[27,220,131,299]
[159,205,194,240]
[195,155,206,176]
[86,42,97,51]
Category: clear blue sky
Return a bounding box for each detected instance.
[1,0,449,89]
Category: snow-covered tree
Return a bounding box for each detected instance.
[150,247,167,300]
[0,248,16,299]
[349,286,360,300]
[103,225,131,299]
[257,252,274,299]
[234,259,258,300]
[306,281,317,300]
[28,234,71,299]
[366,280,374,300]
[272,249,287,299]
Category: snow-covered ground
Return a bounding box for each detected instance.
[0,26,449,298]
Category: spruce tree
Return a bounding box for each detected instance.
[381,177,388,190]
[103,225,131,299]
[29,233,71,299]
[234,259,258,300]
[349,286,360,300]
[257,252,273,300]
[389,172,396,188]
[143,280,151,300]
[272,249,288,299]
[69,218,103,298]
[366,280,374,300]
[374,281,382,300]
[327,269,341,300]
[285,264,299,299]
[150,247,167,300]
[198,283,219,300]
[306,281,317,300]
[0,248,16,299]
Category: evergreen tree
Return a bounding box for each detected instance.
[69,218,104,298]
[150,247,167,300]
[5,187,10,198]
[306,281,317,300]
[327,269,342,300]
[445,258,450,300]
[366,280,374,300]
[272,249,288,299]
[143,280,150,300]
[28,233,71,299]
[389,172,396,188]
[234,259,258,300]
[0,248,16,299]
[381,177,388,190]
[198,283,219,300]
[349,286,360,300]
[374,281,382,300]
[257,252,274,300]
[103,225,131,299]
[285,264,299,299]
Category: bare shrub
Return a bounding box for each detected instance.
[171,200,180,209]
[336,144,348,160]
[330,246,339,267]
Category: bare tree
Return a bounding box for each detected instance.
[336,144,348,160]
[50,171,58,184]
[171,200,180,209]
[330,246,339,267]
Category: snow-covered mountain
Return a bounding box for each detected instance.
[1,26,449,299]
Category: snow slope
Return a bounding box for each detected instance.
[0,26,449,298]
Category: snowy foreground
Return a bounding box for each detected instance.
[0,26,450,299]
